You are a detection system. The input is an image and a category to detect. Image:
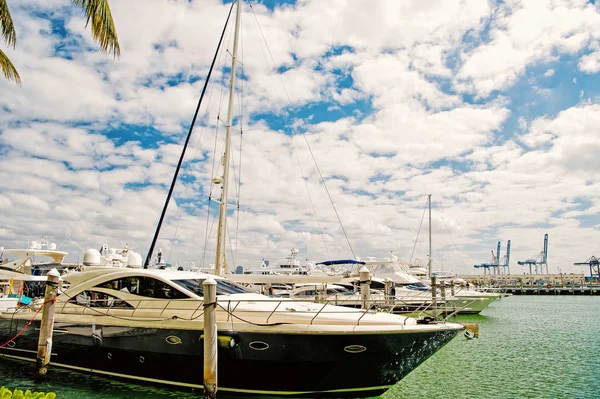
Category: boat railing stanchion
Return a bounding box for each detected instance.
[35,268,61,380]
[431,275,437,319]
[359,266,371,310]
[203,277,218,399]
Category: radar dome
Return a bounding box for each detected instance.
[83,248,101,266]
[48,243,57,250]
[128,252,143,268]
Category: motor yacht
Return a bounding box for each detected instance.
[0,268,463,396]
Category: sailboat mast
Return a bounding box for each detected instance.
[428,194,432,279]
[215,0,242,276]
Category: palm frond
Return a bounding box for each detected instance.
[0,47,21,85]
[0,0,16,48]
[72,0,120,57]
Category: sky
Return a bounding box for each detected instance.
[1,0,600,275]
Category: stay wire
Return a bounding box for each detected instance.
[144,1,235,269]
[249,4,349,258]
[409,198,429,265]
[290,136,331,259]
[233,15,245,265]
[440,215,469,269]
[168,44,221,265]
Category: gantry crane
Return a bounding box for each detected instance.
[517,234,549,274]
[499,240,511,274]
[474,242,500,275]
[574,256,600,279]
[474,240,511,275]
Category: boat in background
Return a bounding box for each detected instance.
[0,237,71,309]
[82,242,143,269]
[0,237,68,276]
[242,248,312,276]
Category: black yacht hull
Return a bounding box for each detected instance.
[0,320,458,397]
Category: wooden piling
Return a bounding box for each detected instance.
[35,268,60,379]
[203,277,218,399]
[431,276,437,318]
[359,266,370,310]
[440,281,446,314]
[450,280,455,296]
[384,278,394,306]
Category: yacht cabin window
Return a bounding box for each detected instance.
[69,290,133,308]
[172,278,254,296]
[96,276,190,299]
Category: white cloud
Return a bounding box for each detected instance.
[456,0,600,97]
[1,0,599,277]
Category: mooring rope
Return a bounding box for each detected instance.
[0,298,55,349]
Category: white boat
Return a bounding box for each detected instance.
[0,237,70,308]
[243,248,312,276]
[0,3,463,395]
[0,267,463,396]
[0,237,68,276]
[82,242,143,269]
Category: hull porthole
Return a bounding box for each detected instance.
[107,352,112,360]
[139,356,145,363]
[249,341,269,351]
[344,345,367,353]
[166,335,182,345]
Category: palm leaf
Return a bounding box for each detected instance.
[0,47,21,84]
[72,0,120,57]
[0,0,16,48]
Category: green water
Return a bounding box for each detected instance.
[1,296,599,398]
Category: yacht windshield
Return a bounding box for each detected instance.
[173,279,254,296]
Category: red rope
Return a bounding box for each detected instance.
[0,298,56,349]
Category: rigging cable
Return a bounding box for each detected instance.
[144,1,236,268]
[409,197,429,265]
[167,40,224,265]
[440,215,469,269]
[233,15,245,267]
[249,4,344,258]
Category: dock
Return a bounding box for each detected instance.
[485,286,600,295]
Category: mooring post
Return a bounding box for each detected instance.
[431,276,437,318]
[359,266,370,310]
[440,281,446,314]
[35,268,60,379]
[384,278,394,307]
[450,280,455,296]
[203,277,218,399]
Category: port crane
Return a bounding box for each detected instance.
[474,240,511,275]
[573,256,600,279]
[517,234,549,274]
[499,240,511,274]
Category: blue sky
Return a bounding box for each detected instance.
[1,0,600,274]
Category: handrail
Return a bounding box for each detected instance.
[309,301,329,325]
[266,301,281,324]
[5,292,476,328]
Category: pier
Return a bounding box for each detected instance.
[484,285,600,295]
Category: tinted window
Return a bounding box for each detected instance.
[97,276,190,299]
[69,290,132,308]
[172,279,254,296]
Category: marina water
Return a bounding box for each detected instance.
[1,296,598,399]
